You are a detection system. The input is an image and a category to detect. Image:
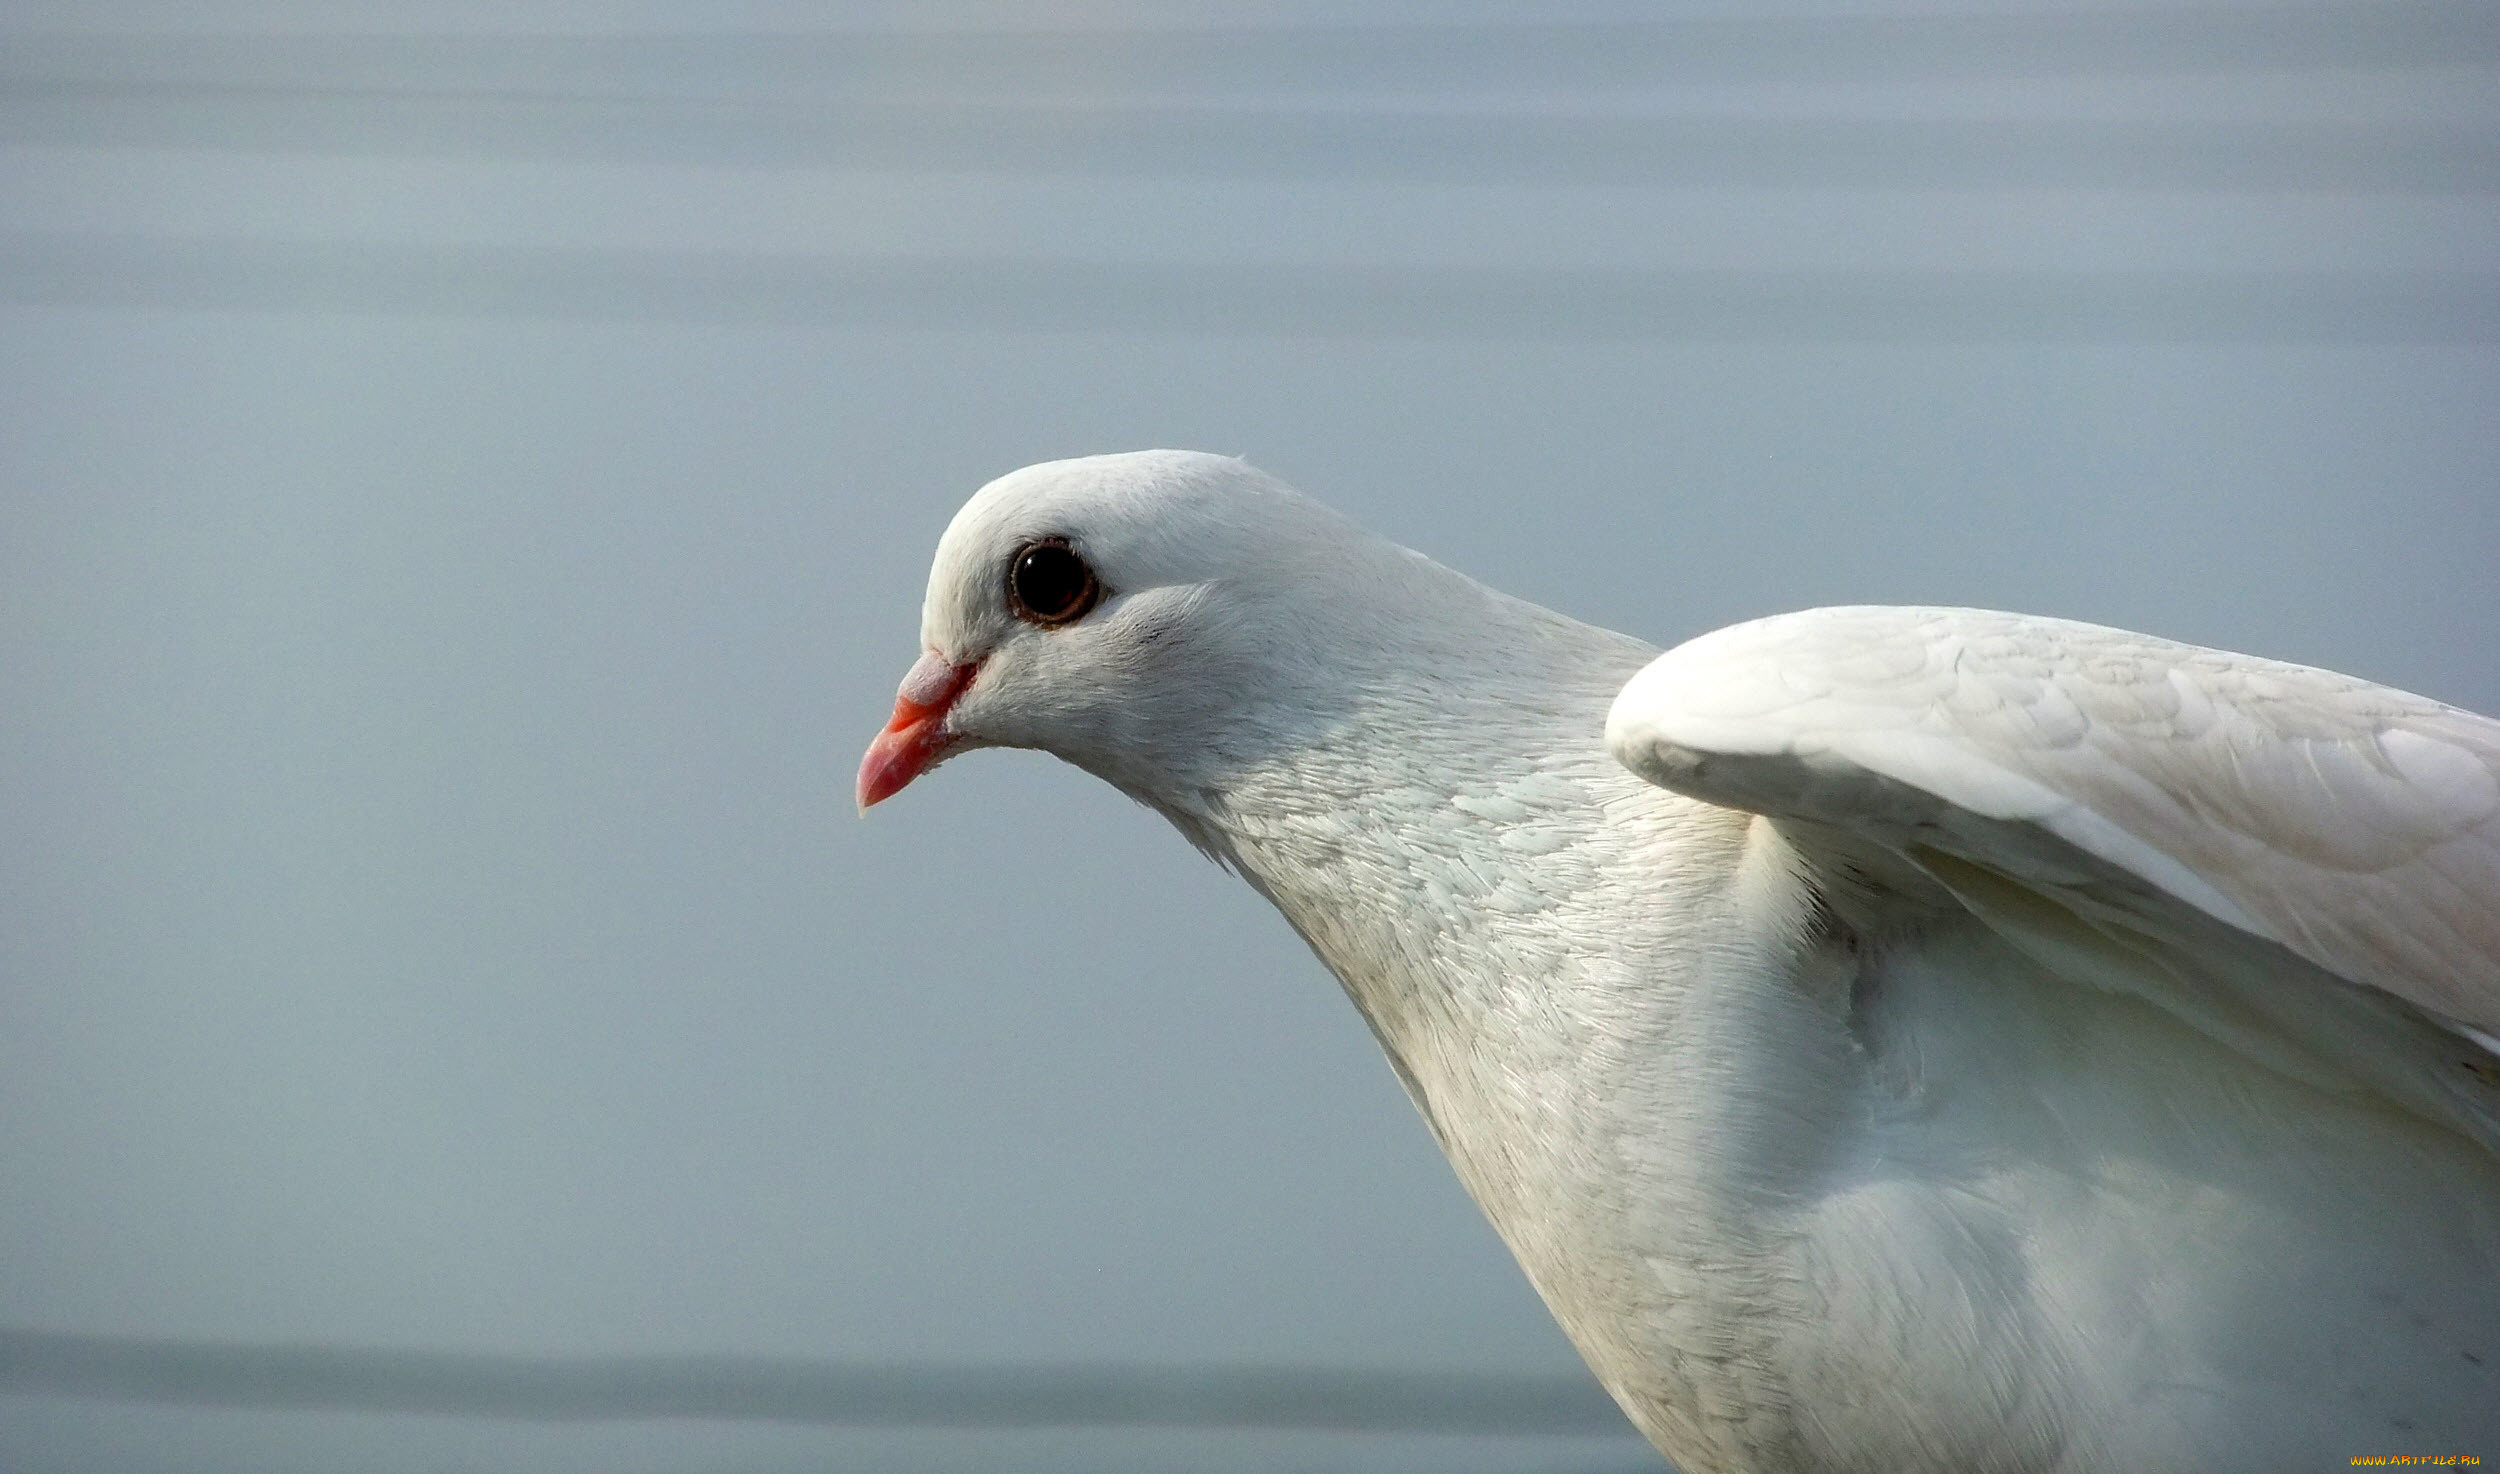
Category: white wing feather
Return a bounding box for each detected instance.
[1606,606,2500,1063]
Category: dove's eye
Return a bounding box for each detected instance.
[1006,538,1102,627]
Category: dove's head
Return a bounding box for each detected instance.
[857,450,1395,812]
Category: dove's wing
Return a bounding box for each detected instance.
[1608,605,2500,1143]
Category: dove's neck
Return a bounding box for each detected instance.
[1131,573,1858,1462]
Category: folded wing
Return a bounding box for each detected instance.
[1607,606,2500,1141]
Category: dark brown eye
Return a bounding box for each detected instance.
[1006,538,1101,627]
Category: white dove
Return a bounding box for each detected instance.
[857,450,2500,1473]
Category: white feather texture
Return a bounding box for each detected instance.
[885,451,2500,1473]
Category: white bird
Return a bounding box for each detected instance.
[857,450,2500,1472]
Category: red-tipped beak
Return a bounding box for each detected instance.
[857,652,978,811]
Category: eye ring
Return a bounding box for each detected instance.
[1005,537,1103,628]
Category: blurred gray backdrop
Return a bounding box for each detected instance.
[2,2,2495,1471]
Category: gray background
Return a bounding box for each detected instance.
[2,2,2495,1471]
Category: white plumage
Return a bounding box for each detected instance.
[862,451,2500,1472]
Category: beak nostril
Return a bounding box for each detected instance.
[898,650,974,711]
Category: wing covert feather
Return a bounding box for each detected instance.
[1606,606,2500,1038]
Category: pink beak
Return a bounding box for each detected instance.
[857,652,978,811]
